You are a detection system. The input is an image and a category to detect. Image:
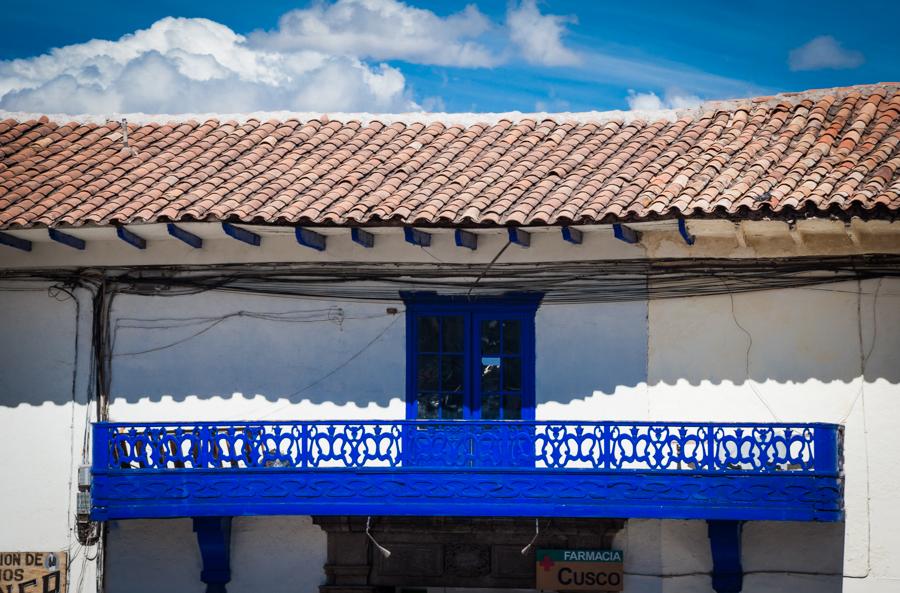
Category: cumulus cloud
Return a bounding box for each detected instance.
[788,36,864,71]
[626,89,701,111]
[251,0,498,67]
[507,0,580,66]
[0,16,416,114]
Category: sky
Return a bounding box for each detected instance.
[0,0,896,115]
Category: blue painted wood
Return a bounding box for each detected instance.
[221,222,260,246]
[116,226,147,249]
[295,227,326,251]
[404,227,432,247]
[351,228,375,248]
[48,228,85,250]
[678,218,696,245]
[612,224,641,244]
[455,229,478,250]
[0,231,32,252]
[561,226,583,244]
[402,294,540,421]
[507,227,531,247]
[167,223,203,248]
[193,517,232,593]
[708,520,743,592]
[90,420,843,522]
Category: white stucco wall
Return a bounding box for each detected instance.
[0,284,98,592]
[1,266,898,592]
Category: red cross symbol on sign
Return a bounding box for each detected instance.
[539,555,555,571]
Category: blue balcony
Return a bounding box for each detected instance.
[90,420,843,522]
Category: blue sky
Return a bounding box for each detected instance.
[0,0,896,114]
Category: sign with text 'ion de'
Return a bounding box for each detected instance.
[0,552,67,593]
[536,549,623,592]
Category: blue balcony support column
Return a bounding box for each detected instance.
[708,520,743,593]
[193,517,232,593]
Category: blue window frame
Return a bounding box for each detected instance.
[402,294,541,421]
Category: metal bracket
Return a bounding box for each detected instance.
[707,520,743,592]
[193,517,232,593]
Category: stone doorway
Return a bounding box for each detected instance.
[313,517,623,593]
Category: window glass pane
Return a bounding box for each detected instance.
[503,395,522,420]
[418,316,440,352]
[480,320,501,354]
[481,394,501,420]
[503,358,521,391]
[481,357,500,392]
[502,320,521,354]
[442,316,465,352]
[442,393,464,419]
[417,393,440,419]
[442,355,464,392]
[418,355,440,390]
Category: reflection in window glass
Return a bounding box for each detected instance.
[418,316,440,352]
[481,394,501,420]
[443,355,464,392]
[503,358,521,391]
[481,320,501,354]
[417,393,440,419]
[502,320,521,354]
[443,393,464,419]
[418,355,440,390]
[481,358,501,393]
[442,316,465,352]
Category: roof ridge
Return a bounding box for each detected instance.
[1,83,896,128]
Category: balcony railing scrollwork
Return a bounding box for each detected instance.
[90,420,843,522]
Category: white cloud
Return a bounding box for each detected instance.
[626,89,701,111]
[251,0,498,67]
[788,36,864,71]
[0,16,417,114]
[507,0,580,66]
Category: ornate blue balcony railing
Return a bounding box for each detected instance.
[90,420,843,522]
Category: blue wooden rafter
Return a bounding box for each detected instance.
[0,231,32,252]
[678,218,696,245]
[454,229,478,250]
[221,222,260,246]
[507,227,531,247]
[612,224,641,244]
[48,228,86,250]
[167,223,203,248]
[116,226,147,249]
[351,228,375,248]
[561,226,583,244]
[404,227,432,247]
[295,227,326,251]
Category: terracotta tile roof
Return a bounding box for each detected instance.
[1,83,899,230]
